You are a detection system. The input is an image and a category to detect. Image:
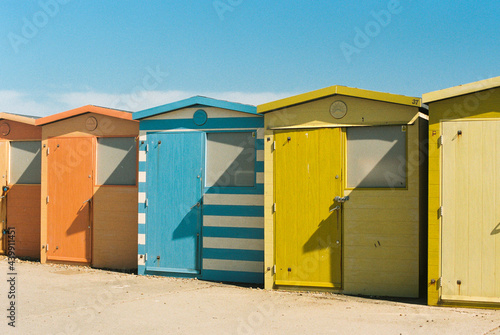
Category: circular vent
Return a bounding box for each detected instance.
[330,101,348,119]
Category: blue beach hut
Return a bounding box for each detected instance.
[133,96,264,284]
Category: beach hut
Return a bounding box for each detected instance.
[0,113,41,259]
[258,86,428,298]
[133,96,264,284]
[423,76,500,307]
[36,106,139,270]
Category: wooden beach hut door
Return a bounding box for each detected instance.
[0,141,8,254]
[47,137,94,263]
[441,120,500,303]
[145,132,204,274]
[274,128,343,288]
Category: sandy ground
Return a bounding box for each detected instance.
[0,257,498,335]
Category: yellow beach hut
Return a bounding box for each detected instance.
[423,76,500,308]
[258,85,428,298]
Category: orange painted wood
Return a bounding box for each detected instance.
[36,105,134,126]
[0,120,41,141]
[6,185,41,259]
[47,137,94,263]
[0,141,8,254]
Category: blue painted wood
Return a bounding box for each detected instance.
[139,117,263,131]
[133,96,258,120]
[203,227,264,239]
[204,185,264,194]
[146,132,205,274]
[203,205,264,217]
[202,270,263,284]
[203,248,264,262]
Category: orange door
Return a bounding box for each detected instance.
[47,137,94,263]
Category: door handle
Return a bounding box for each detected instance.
[83,198,92,204]
[190,202,201,210]
[329,206,340,213]
[334,196,350,203]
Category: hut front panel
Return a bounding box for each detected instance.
[0,120,41,141]
[46,137,94,263]
[137,107,264,284]
[6,185,40,258]
[441,120,500,303]
[92,186,138,270]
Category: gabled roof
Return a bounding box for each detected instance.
[423,76,500,103]
[35,105,133,126]
[0,112,39,125]
[257,85,421,113]
[133,96,258,120]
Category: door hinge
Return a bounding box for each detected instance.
[47,147,50,155]
[438,277,442,288]
[145,144,148,153]
[272,141,276,151]
[438,135,443,147]
[145,198,148,207]
[46,196,49,203]
[144,253,147,262]
[46,244,49,252]
[439,206,443,217]
[272,203,277,213]
[273,265,276,274]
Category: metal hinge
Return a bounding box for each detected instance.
[438,135,443,147]
[273,265,276,274]
[46,244,49,252]
[145,144,148,153]
[144,253,147,261]
[439,206,443,217]
[46,196,49,203]
[145,198,148,207]
[47,147,50,155]
[438,277,442,288]
[273,203,277,213]
[272,141,276,151]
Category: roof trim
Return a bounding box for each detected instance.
[133,96,258,120]
[257,85,421,113]
[423,76,500,103]
[35,105,134,126]
[0,112,38,125]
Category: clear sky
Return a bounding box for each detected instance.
[0,0,498,116]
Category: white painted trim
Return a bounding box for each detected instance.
[203,237,264,250]
[203,194,263,206]
[139,150,146,162]
[138,192,146,203]
[256,172,264,184]
[138,213,145,224]
[256,150,264,161]
[203,259,263,273]
[144,106,260,120]
[138,171,146,183]
[203,216,263,229]
[138,234,145,245]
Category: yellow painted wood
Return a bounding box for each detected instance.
[274,128,342,288]
[423,76,500,104]
[441,120,500,303]
[258,85,421,113]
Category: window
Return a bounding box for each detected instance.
[347,125,406,188]
[10,141,41,184]
[97,137,136,185]
[206,132,255,187]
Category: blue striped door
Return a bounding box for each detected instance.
[146,132,204,274]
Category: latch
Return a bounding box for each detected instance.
[334,196,350,203]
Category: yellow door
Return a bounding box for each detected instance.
[0,141,7,254]
[274,128,343,288]
[441,120,500,303]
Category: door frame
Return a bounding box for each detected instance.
[144,131,205,275]
[46,136,94,264]
[273,127,345,289]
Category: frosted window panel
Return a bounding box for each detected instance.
[97,137,136,185]
[206,132,255,187]
[347,126,406,188]
[10,141,41,184]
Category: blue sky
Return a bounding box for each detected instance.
[0,0,498,116]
